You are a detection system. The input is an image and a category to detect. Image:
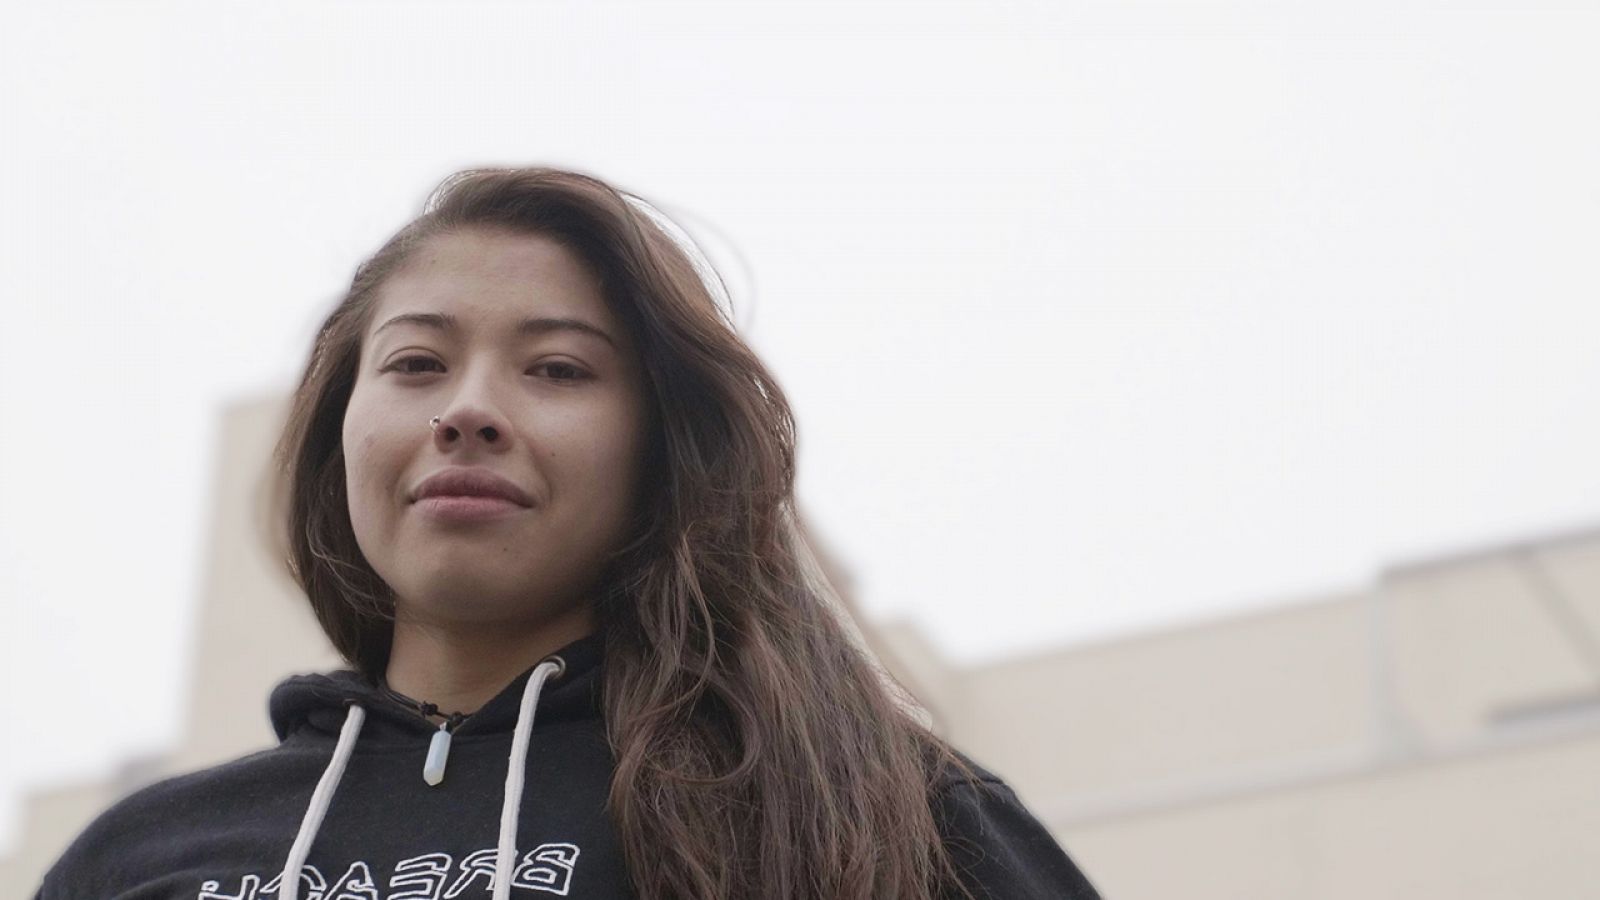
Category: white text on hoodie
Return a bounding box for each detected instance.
[197,844,582,899]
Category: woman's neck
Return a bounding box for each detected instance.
[382,607,596,716]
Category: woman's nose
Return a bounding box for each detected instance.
[427,361,517,449]
[429,405,507,448]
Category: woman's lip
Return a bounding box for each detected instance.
[412,467,535,506]
[414,495,527,524]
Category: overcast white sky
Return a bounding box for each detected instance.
[3,0,1598,855]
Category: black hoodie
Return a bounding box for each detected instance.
[35,633,1100,899]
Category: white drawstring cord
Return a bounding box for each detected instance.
[276,655,565,900]
[493,656,566,900]
[280,703,366,900]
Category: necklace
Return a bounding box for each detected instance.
[378,683,476,787]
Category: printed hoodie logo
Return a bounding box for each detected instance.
[197,844,581,899]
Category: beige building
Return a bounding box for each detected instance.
[5,394,1599,897]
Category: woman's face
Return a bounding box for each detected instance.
[342,228,651,630]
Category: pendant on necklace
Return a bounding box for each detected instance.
[424,721,452,787]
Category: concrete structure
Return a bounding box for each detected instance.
[6,393,1598,897]
[874,537,1600,899]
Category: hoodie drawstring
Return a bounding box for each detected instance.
[494,656,566,900]
[277,656,567,900]
[279,702,365,900]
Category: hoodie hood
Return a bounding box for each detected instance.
[268,631,606,745]
[263,631,607,900]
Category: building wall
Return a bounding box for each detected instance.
[6,394,1597,898]
[876,528,1600,898]
[1065,730,1600,900]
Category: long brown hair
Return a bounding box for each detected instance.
[274,167,980,900]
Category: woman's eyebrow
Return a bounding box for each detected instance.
[373,311,617,349]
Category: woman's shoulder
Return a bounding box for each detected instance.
[927,748,1103,900]
[34,744,294,898]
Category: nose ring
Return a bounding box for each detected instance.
[429,416,442,433]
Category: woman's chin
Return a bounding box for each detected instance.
[393,584,527,624]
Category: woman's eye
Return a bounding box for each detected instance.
[384,355,443,375]
[380,356,587,383]
[532,362,590,383]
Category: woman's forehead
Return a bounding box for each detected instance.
[368,230,623,343]
[401,228,587,276]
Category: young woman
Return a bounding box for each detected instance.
[37,167,1100,900]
